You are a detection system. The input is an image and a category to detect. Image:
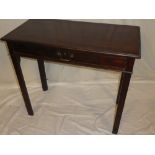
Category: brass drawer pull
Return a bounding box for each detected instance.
[57,50,74,61]
[57,51,62,57]
[59,58,71,62]
[70,53,74,58]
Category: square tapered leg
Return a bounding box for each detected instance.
[37,59,48,91]
[8,51,34,115]
[113,72,132,134]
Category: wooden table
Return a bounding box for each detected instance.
[1,20,141,134]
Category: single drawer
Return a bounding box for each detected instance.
[53,49,127,70]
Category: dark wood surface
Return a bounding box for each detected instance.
[1,19,141,58]
[113,71,133,134]
[1,20,141,134]
[7,41,134,73]
[37,59,48,91]
[7,43,34,116]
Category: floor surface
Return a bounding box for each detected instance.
[0,81,155,135]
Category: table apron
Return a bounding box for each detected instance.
[12,49,134,73]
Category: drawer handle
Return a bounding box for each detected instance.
[57,51,74,61]
[59,58,71,62]
[57,51,62,57]
[70,53,74,58]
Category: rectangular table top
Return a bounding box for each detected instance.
[1,19,141,58]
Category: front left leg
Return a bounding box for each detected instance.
[9,52,34,115]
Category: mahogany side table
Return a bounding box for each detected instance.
[1,20,141,134]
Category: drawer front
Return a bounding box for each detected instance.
[52,49,127,70]
[12,42,127,71]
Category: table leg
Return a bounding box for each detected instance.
[9,53,34,115]
[116,73,124,105]
[112,72,132,134]
[37,59,48,91]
